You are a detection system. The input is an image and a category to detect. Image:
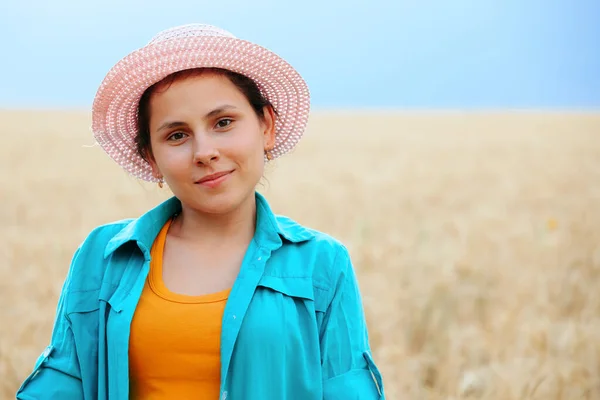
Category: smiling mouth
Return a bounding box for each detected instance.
[195,170,233,187]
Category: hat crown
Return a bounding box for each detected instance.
[148,24,237,45]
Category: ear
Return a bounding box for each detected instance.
[145,150,162,180]
[261,105,277,151]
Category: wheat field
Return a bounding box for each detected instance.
[1,110,599,399]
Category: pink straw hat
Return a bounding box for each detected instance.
[91,23,310,182]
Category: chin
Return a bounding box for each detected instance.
[184,188,250,215]
[199,199,238,215]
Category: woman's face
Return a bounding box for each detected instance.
[146,71,276,215]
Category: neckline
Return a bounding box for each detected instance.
[148,217,232,304]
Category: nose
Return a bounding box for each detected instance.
[192,134,220,165]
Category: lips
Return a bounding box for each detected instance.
[195,170,233,185]
[195,170,232,189]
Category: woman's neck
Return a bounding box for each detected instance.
[170,195,257,248]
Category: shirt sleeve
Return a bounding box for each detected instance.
[320,245,385,399]
[16,249,84,400]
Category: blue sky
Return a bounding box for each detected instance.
[0,0,598,109]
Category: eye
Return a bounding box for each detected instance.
[216,118,233,129]
[167,131,187,141]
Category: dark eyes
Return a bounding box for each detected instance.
[167,131,187,141]
[216,118,233,129]
[166,118,233,141]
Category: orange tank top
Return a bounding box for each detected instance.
[129,217,231,399]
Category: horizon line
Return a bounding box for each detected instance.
[1,106,600,114]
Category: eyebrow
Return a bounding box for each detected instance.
[156,105,238,132]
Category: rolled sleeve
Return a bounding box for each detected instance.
[16,250,84,399]
[320,246,385,399]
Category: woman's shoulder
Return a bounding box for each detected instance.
[77,218,137,254]
[275,214,348,250]
[63,218,138,288]
[273,214,354,277]
[271,215,362,313]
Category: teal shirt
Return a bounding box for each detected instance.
[16,192,385,399]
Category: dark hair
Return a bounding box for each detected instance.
[135,67,276,163]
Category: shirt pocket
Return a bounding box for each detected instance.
[234,275,323,396]
[238,275,318,352]
[65,289,102,314]
[256,275,315,301]
[65,289,101,359]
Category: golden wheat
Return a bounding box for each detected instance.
[1,110,599,399]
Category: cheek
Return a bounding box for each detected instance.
[229,130,266,167]
[244,142,267,175]
[153,145,191,176]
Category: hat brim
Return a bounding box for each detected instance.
[91,36,310,182]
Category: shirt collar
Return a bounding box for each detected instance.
[104,191,314,259]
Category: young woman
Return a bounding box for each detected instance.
[17,24,385,400]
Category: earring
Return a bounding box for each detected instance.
[265,150,273,161]
[157,177,164,189]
